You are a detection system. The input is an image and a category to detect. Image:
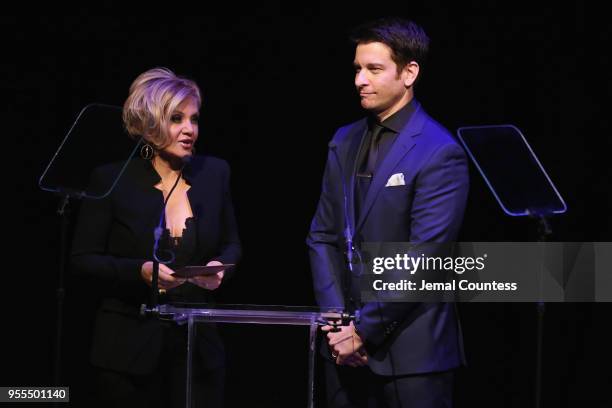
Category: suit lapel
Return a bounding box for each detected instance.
[133,158,166,222]
[355,103,426,233]
[183,157,206,236]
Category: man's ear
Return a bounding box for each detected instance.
[402,61,420,88]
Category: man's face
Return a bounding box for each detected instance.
[354,42,412,119]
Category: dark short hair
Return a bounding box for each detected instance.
[350,17,430,72]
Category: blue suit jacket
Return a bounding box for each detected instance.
[307,101,469,375]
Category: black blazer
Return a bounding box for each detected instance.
[71,155,241,374]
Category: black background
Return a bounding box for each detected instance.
[3,5,611,407]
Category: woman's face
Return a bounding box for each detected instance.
[160,97,199,161]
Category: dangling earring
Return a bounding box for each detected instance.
[140,143,154,160]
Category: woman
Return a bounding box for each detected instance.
[71,67,241,407]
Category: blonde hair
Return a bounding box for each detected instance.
[122,67,201,148]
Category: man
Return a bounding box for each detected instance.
[307,18,469,407]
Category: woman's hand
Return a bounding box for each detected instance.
[140,261,185,290]
[188,260,225,290]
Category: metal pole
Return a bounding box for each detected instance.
[186,315,194,408]
[308,319,318,408]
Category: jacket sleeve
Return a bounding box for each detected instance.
[307,148,346,309]
[355,142,469,350]
[70,167,149,304]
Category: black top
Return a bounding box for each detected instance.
[359,99,417,174]
[163,216,197,267]
[161,216,203,302]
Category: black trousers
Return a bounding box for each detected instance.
[92,323,224,408]
[320,358,454,408]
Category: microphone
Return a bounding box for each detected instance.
[328,142,355,273]
[147,156,189,312]
[328,141,359,318]
[153,168,183,264]
[153,153,192,262]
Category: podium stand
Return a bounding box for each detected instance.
[158,304,343,408]
[457,124,567,408]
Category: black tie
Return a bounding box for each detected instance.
[365,124,384,176]
[356,124,384,211]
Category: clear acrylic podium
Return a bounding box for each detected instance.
[157,303,344,408]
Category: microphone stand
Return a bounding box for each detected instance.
[328,143,359,329]
[141,160,185,316]
[532,211,553,408]
[53,190,84,387]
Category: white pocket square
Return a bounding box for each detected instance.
[385,173,405,187]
